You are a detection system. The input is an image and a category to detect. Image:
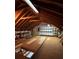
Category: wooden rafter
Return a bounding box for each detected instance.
[16,19,29,30]
[29,20,40,22]
[15,8,30,25]
[20,16,38,19]
[15,10,31,27]
[21,21,31,30]
[15,8,24,20]
[17,11,34,29]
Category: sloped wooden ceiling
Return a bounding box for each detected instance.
[15,0,63,31]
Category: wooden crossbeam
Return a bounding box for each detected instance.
[29,20,40,22]
[20,16,38,19]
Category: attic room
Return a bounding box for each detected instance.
[15,0,63,59]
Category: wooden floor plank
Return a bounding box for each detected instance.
[22,36,46,52]
[15,36,63,59]
[32,37,63,59]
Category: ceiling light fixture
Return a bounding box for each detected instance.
[24,0,39,13]
[47,24,50,27]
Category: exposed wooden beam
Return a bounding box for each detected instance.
[20,16,38,19]
[15,7,30,22]
[15,8,30,26]
[17,11,34,29]
[15,8,24,20]
[16,19,29,30]
[21,21,31,30]
[16,19,24,28]
[29,20,40,22]
[15,10,31,27]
